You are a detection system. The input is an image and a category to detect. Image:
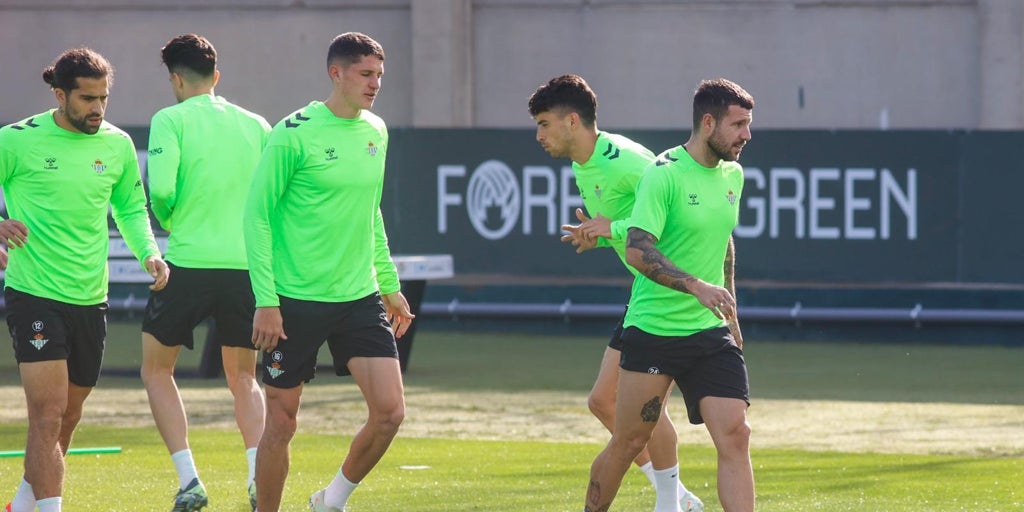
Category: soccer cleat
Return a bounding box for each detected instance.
[680,489,704,512]
[171,478,208,512]
[248,480,257,511]
[308,489,344,512]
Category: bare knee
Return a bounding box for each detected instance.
[369,404,404,439]
[588,389,616,423]
[140,361,173,387]
[224,370,259,397]
[716,420,751,459]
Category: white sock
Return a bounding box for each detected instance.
[638,461,657,488]
[677,478,692,498]
[171,449,200,489]
[9,477,35,512]
[36,496,62,512]
[652,465,681,512]
[246,447,258,483]
[324,469,358,509]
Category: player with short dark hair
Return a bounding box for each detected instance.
[141,33,271,512]
[581,78,755,512]
[530,73,703,512]
[0,47,169,512]
[244,32,414,512]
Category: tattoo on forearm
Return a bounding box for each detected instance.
[627,229,698,293]
[640,396,662,423]
[586,480,609,512]
[724,236,736,294]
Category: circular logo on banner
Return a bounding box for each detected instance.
[466,160,520,240]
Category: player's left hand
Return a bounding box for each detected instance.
[382,291,415,338]
[144,255,170,291]
[578,212,612,240]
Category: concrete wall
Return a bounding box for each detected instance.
[0,0,1020,129]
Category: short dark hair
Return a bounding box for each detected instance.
[692,78,754,131]
[161,34,217,78]
[327,32,385,68]
[527,74,598,127]
[42,48,113,92]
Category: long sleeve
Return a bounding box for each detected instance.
[110,139,161,266]
[146,111,181,231]
[244,142,298,307]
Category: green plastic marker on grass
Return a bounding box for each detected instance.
[0,446,121,458]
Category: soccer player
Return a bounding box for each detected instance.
[244,32,414,512]
[529,74,703,512]
[0,48,169,512]
[581,78,755,512]
[140,34,271,512]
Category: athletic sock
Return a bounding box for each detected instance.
[638,461,658,488]
[9,477,35,512]
[323,469,358,509]
[677,478,692,499]
[36,496,61,512]
[652,464,681,512]
[246,447,258,483]
[171,449,200,489]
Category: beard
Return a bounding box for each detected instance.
[63,106,101,135]
[707,129,740,162]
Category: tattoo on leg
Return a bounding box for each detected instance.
[585,480,610,511]
[640,396,662,423]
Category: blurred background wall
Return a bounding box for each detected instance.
[1,0,1021,130]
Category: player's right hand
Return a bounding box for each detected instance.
[252,307,287,353]
[560,208,598,253]
[0,219,29,248]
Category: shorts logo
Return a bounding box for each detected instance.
[647,367,661,375]
[31,321,44,332]
[267,350,285,379]
[30,333,49,350]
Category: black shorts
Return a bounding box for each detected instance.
[5,287,108,387]
[607,306,628,351]
[142,262,256,350]
[620,326,749,425]
[262,292,398,388]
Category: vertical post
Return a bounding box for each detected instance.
[397,280,427,373]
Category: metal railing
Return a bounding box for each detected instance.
[418,299,1024,325]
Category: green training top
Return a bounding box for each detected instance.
[0,110,161,305]
[624,146,744,336]
[572,131,654,277]
[244,101,400,307]
[147,94,271,269]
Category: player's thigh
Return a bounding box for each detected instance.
[348,356,404,414]
[222,345,259,379]
[591,346,622,402]
[19,360,70,414]
[614,369,674,436]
